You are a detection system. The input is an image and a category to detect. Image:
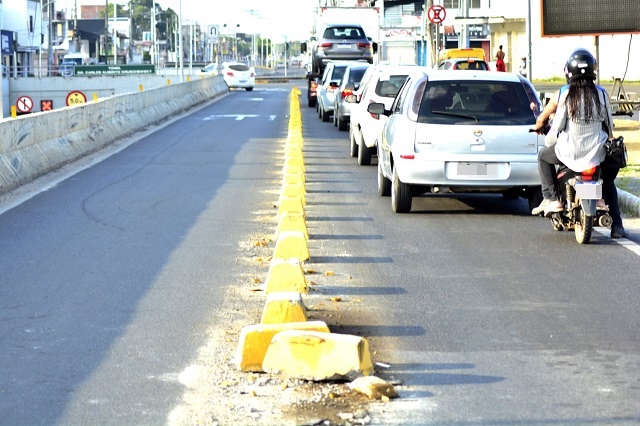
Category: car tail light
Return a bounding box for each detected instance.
[310,81,318,91]
[226,71,234,77]
[400,154,415,159]
[357,42,371,48]
[250,71,255,77]
[319,42,332,48]
[341,88,354,99]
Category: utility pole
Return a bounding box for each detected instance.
[114,1,117,64]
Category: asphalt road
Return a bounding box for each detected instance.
[1,81,639,424]
[0,87,291,423]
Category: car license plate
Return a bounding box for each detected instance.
[575,182,602,199]
[337,44,352,49]
[457,162,498,177]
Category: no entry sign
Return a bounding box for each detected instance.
[428,5,446,24]
[16,96,34,113]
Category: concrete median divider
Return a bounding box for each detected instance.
[0,76,228,196]
[274,212,309,240]
[234,321,330,372]
[235,87,376,385]
[265,258,308,295]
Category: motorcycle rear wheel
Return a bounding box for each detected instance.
[574,208,594,244]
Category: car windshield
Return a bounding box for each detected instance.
[323,27,364,39]
[417,81,536,125]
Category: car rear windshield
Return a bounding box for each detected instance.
[452,60,489,70]
[347,67,368,83]
[416,81,536,125]
[323,27,364,40]
[228,64,250,71]
[330,66,348,82]
[375,75,409,98]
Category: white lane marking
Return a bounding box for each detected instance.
[202,114,258,121]
[250,98,264,101]
[594,227,640,255]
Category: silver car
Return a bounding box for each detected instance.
[370,69,543,213]
[316,61,351,122]
[311,24,375,74]
[333,63,371,131]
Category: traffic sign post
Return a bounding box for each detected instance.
[427,5,447,65]
[16,96,34,114]
[428,5,446,24]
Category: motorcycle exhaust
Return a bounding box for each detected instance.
[598,214,613,228]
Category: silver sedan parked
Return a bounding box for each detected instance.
[370,69,544,213]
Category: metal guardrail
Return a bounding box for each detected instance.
[610,99,640,116]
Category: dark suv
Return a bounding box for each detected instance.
[310,24,377,74]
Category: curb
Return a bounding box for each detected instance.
[234,87,376,382]
[619,189,640,217]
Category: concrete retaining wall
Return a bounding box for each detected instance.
[0,75,228,196]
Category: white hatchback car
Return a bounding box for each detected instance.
[346,64,416,165]
[369,69,543,213]
[219,61,255,91]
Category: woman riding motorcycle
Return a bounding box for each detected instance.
[532,49,614,217]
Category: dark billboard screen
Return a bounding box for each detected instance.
[541,0,640,36]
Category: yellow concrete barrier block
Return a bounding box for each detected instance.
[285,146,303,157]
[283,171,305,185]
[277,196,305,220]
[261,291,308,324]
[262,330,374,381]
[265,258,308,294]
[283,164,305,177]
[280,182,306,205]
[275,212,309,240]
[284,156,305,173]
[234,321,329,372]
[273,231,310,261]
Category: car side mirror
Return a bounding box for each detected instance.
[367,102,387,117]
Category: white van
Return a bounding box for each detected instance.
[62,52,91,66]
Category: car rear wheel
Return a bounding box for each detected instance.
[245,87,253,91]
[527,187,543,213]
[338,115,348,131]
[391,165,412,213]
[357,136,371,166]
[378,159,391,197]
[349,129,358,158]
[321,107,331,122]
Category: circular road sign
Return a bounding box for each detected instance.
[16,96,34,113]
[428,5,446,24]
[66,90,87,106]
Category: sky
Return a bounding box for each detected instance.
[157,0,319,41]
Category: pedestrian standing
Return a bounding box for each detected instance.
[495,45,506,72]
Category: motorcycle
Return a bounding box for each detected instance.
[544,164,612,244]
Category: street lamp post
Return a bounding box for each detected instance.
[179,0,183,81]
